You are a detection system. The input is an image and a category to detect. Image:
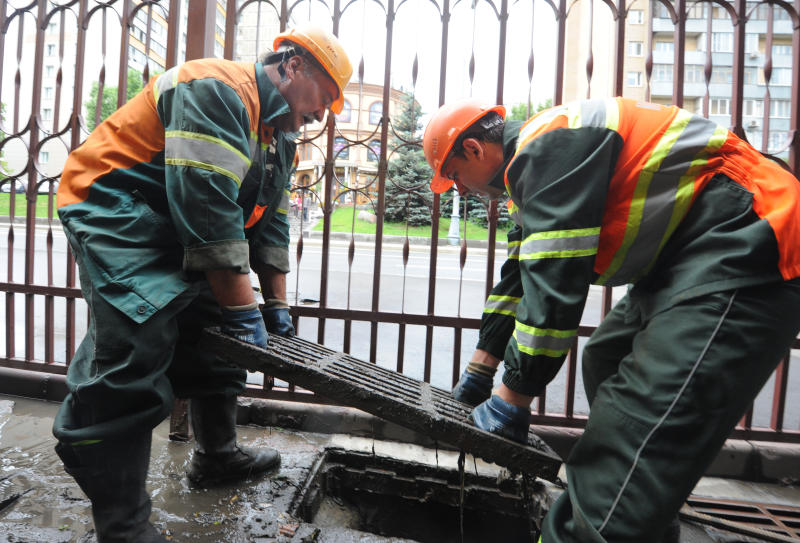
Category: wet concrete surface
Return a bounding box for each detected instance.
[2,394,800,542]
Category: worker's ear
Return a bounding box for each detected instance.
[461,138,484,160]
[283,56,303,81]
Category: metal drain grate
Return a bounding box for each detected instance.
[203,329,562,481]
[682,496,800,542]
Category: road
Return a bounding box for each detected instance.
[2,222,798,428]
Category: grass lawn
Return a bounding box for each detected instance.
[0,193,58,219]
[312,206,511,241]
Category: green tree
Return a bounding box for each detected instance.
[84,69,144,131]
[508,98,552,121]
[384,93,434,226]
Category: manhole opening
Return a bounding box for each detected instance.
[291,448,546,543]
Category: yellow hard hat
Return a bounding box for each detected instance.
[274,24,353,114]
[423,99,506,194]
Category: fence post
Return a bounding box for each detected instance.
[185,0,218,60]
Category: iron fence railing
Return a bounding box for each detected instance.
[1,0,799,443]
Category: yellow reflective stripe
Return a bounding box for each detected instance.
[165,158,244,187]
[154,66,179,104]
[643,124,729,276]
[568,101,582,128]
[517,106,569,152]
[276,189,290,215]
[597,109,693,284]
[483,294,521,316]
[513,321,576,357]
[166,130,250,166]
[519,227,600,260]
[508,240,521,260]
[605,97,620,130]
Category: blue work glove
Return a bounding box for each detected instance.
[468,394,531,444]
[220,303,269,349]
[261,299,295,337]
[452,361,496,406]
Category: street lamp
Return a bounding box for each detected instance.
[447,186,460,246]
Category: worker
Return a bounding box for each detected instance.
[52,24,352,542]
[423,98,800,543]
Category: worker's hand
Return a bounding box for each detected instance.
[220,304,269,349]
[261,299,295,337]
[468,394,530,444]
[452,361,496,406]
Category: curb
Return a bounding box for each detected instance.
[239,397,800,484]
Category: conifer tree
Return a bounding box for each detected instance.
[384,93,433,226]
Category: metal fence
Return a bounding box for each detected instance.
[1,0,798,442]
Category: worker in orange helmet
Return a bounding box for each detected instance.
[423,98,800,543]
[53,24,352,542]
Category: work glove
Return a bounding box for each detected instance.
[220,303,269,349]
[261,299,295,337]
[452,361,496,406]
[468,394,531,444]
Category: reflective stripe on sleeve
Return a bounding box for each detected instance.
[519,227,600,260]
[276,189,290,215]
[507,240,521,260]
[483,294,521,316]
[513,321,575,357]
[165,130,252,187]
[154,66,180,104]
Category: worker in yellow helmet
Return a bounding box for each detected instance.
[53,24,351,541]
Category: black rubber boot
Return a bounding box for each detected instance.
[55,433,166,543]
[186,395,280,487]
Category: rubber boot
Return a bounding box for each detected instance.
[186,395,280,487]
[55,433,166,543]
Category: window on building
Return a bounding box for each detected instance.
[626,71,642,87]
[214,41,224,58]
[44,87,53,100]
[652,64,673,82]
[768,131,789,152]
[45,65,54,77]
[47,22,57,33]
[710,67,733,84]
[685,64,704,83]
[334,137,349,160]
[686,4,707,18]
[46,43,56,56]
[628,41,643,57]
[367,140,381,162]
[771,68,793,85]
[369,102,382,125]
[215,10,225,38]
[744,33,759,54]
[628,10,643,24]
[743,99,763,117]
[771,44,792,56]
[39,151,50,164]
[654,41,674,53]
[336,100,352,123]
[710,98,730,115]
[744,67,759,84]
[711,32,733,52]
[771,100,790,118]
[42,108,52,120]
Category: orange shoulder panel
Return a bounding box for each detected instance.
[58,79,164,208]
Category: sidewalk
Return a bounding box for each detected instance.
[2,394,799,542]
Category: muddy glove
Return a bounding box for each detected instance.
[452,361,496,406]
[220,302,269,349]
[468,394,530,444]
[261,299,295,337]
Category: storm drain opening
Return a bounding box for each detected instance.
[290,447,549,543]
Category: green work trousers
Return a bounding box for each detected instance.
[541,278,800,542]
[52,262,247,444]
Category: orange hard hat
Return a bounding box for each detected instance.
[422,100,506,194]
[274,24,353,114]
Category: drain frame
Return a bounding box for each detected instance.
[203,330,561,480]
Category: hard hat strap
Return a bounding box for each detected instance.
[262,47,301,79]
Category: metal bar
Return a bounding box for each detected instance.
[791,0,800,173]
[224,0,236,60]
[613,0,625,95]
[554,0,567,105]
[730,0,746,138]
[185,0,217,59]
[167,0,182,66]
[671,0,685,106]
[770,355,789,432]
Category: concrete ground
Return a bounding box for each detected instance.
[1,394,799,542]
